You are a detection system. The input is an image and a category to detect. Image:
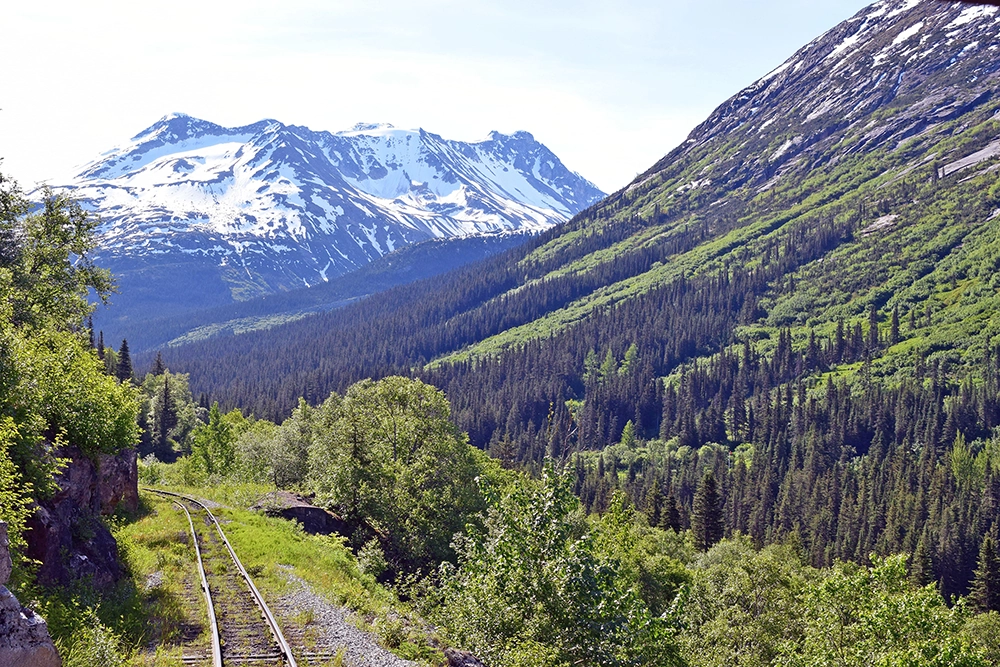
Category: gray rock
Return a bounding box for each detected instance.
[0,522,61,667]
[0,522,12,586]
[25,446,137,588]
[445,648,486,667]
[251,491,353,537]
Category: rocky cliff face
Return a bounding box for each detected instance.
[25,447,138,589]
[636,0,1000,194]
[0,522,61,667]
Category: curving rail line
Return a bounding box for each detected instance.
[173,499,224,667]
[145,488,299,667]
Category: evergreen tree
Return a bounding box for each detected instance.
[150,351,166,377]
[692,471,724,551]
[910,531,934,588]
[599,348,618,384]
[97,330,105,359]
[116,338,133,383]
[970,534,1000,613]
[620,419,636,448]
[154,375,179,459]
[645,477,663,527]
[660,490,683,532]
[103,346,118,378]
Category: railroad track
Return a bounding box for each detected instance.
[145,489,300,667]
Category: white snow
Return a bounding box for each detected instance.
[885,0,921,19]
[44,116,602,278]
[827,32,862,60]
[947,5,998,29]
[761,60,795,82]
[893,21,924,46]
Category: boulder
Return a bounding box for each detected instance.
[444,648,486,667]
[251,491,353,536]
[0,522,61,667]
[25,446,138,589]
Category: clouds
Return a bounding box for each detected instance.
[1,0,868,192]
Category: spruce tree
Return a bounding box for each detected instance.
[151,351,166,377]
[660,490,683,533]
[970,534,1000,613]
[910,531,934,587]
[154,375,179,459]
[116,338,133,383]
[644,477,662,527]
[692,470,724,551]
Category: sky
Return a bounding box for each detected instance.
[2,0,871,193]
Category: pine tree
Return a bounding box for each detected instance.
[154,375,179,459]
[910,531,934,587]
[116,338,133,383]
[660,490,683,532]
[645,476,663,526]
[97,330,105,359]
[151,351,166,377]
[867,306,880,351]
[692,470,724,551]
[970,534,1000,613]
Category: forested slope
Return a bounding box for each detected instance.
[161,0,1000,594]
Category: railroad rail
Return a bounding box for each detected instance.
[144,488,299,667]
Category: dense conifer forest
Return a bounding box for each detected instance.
[152,2,1000,605]
[8,1,999,664]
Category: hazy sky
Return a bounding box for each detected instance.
[2,0,870,193]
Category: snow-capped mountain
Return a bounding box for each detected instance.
[54,115,604,299]
[638,0,1000,190]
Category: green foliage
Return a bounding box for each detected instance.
[231,418,281,484]
[781,555,984,667]
[0,417,33,567]
[308,377,490,572]
[682,538,813,667]
[0,281,138,495]
[692,471,724,552]
[593,492,692,616]
[434,467,683,667]
[0,175,112,332]
[969,535,1000,613]
[59,611,130,667]
[24,329,140,457]
[137,370,202,460]
[961,612,1000,665]
[190,402,240,478]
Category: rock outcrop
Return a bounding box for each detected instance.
[444,648,486,667]
[0,522,61,667]
[251,491,353,536]
[25,446,138,589]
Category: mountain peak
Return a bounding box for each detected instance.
[486,130,536,143]
[342,122,397,135]
[130,113,221,142]
[49,115,605,302]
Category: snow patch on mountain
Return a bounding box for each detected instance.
[48,116,604,297]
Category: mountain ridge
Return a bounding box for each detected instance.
[51,114,603,310]
[157,0,1000,425]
